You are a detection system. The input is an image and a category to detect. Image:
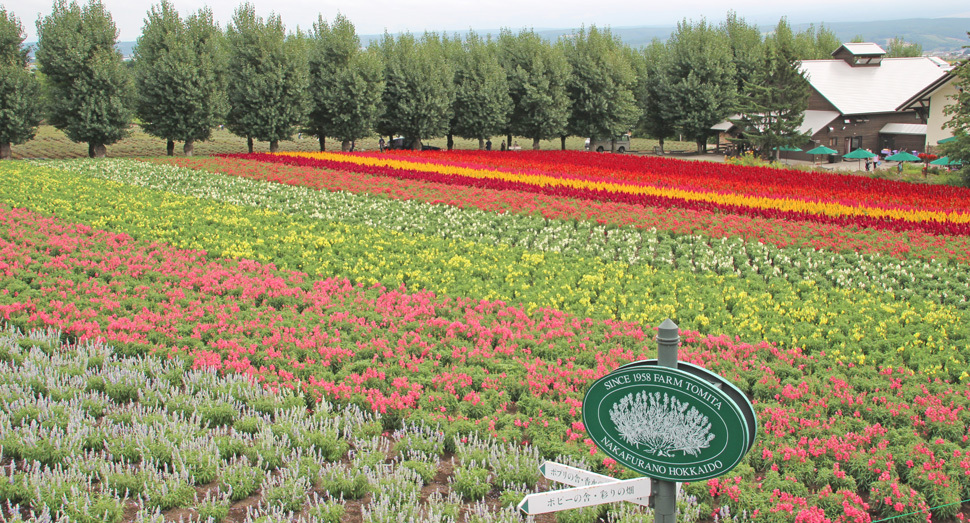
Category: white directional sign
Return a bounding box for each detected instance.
[539,461,651,507]
[517,476,652,515]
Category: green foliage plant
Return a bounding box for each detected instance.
[219,456,264,501]
[449,460,492,501]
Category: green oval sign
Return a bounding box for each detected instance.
[582,366,749,482]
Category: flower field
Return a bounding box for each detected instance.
[0,151,969,522]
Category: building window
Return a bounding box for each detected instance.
[829,138,838,147]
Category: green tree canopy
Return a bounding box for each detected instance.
[375,32,454,150]
[664,19,737,152]
[0,7,42,159]
[791,23,841,59]
[449,32,510,149]
[886,36,923,57]
[134,1,224,156]
[225,3,308,153]
[731,18,812,159]
[306,14,383,152]
[563,26,639,152]
[722,12,764,95]
[635,40,678,153]
[497,28,571,150]
[35,0,132,158]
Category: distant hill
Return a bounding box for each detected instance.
[27,17,970,59]
[362,18,970,54]
[786,18,970,53]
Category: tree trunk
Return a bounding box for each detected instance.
[478,138,485,150]
[247,137,254,154]
[532,137,540,150]
[93,143,106,158]
[166,140,175,156]
[88,143,95,158]
[659,137,665,154]
[341,140,351,152]
[696,140,705,154]
[184,139,195,157]
[447,133,454,151]
[412,138,422,151]
[561,136,566,150]
[507,133,513,150]
[319,136,326,152]
[0,142,10,160]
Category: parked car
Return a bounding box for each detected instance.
[584,134,631,153]
[389,137,441,151]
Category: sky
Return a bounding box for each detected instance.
[5,0,970,42]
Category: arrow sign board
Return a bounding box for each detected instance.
[517,477,652,515]
[539,461,650,507]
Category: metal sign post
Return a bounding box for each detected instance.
[654,318,680,523]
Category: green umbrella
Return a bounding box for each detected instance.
[843,148,877,170]
[805,145,838,165]
[772,145,802,163]
[929,156,950,166]
[843,148,876,159]
[937,136,956,145]
[885,150,921,174]
[885,151,920,162]
[805,145,837,155]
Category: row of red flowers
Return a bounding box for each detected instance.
[381,149,970,212]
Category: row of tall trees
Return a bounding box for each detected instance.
[1,1,914,159]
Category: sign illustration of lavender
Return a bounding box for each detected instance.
[609,391,715,457]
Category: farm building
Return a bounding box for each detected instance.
[715,43,953,161]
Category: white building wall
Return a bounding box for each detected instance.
[926,80,959,149]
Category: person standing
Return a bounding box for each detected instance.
[379,137,385,152]
[485,139,492,151]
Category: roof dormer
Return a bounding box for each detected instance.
[832,42,886,67]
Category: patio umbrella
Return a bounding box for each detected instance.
[772,145,802,163]
[937,136,956,145]
[885,150,920,174]
[929,156,962,167]
[843,148,876,170]
[805,145,837,164]
[885,151,920,162]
